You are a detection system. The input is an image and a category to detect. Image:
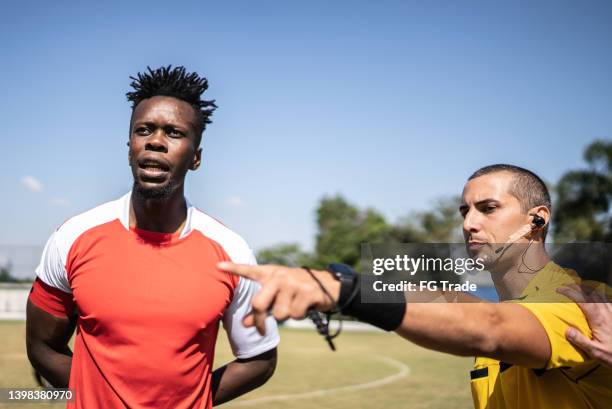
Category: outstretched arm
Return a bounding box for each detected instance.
[218,262,551,368]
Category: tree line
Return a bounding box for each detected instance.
[257,139,612,270]
[0,140,609,282]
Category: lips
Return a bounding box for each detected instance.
[467,239,488,252]
[137,157,170,180]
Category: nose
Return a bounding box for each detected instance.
[463,208,481,236]
[145,129,168,153]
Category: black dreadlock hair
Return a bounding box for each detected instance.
[126,65,217,142]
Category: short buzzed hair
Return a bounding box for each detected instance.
[469,164,552,213]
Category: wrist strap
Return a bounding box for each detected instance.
[340,274,406,331]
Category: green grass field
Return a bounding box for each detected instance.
[0,321,473,408]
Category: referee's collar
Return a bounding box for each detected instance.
[514,261,580,302]
[118,191,195,239]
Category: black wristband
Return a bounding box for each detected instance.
[340,274,406,331]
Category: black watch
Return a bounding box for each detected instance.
[327,263,359,308]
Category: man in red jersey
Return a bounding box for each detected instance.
[26,66,279,409]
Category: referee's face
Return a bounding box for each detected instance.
[128,96,202,198]
[460,171,531,263]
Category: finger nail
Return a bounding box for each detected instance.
[567,328,576,339]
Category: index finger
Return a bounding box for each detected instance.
[217,262,272,282]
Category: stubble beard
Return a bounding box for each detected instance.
[132,179,176,200]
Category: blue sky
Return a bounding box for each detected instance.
[1,0,611,255]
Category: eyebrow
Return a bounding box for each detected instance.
[133,121,188,131]
[459,198,501,213]
[475,198,501,206]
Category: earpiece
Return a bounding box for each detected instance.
[492,214,547,255]
[531,214,545,229]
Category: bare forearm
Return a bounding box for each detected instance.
[215,263,550,367]
[27,342,72,387]
[211,349,277,406]
[26,301,75,388]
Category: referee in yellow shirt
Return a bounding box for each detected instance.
[220,164,612,409]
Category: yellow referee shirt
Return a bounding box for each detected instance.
[470,262,612,409]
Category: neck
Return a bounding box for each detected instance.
[489,242,550,301]
[130,185,187,234]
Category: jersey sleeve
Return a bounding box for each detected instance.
[29,230,75,318]
[222,251,280,359]
[519,302,592,369]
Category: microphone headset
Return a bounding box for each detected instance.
[478,213,548,271]
[493,214,546,255]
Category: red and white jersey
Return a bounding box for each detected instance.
[29,192,279,409]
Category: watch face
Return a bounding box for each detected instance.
[325,268,341,281]
[328,263,356,276]
[328,263,356,280]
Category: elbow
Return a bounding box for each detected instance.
[239,347,277,388]
[477,335,501,358]
[260,350,277,384]
[26,339,50,379]
[474,308,504,357]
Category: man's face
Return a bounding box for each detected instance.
[460,172,530,263]
[128,96,201,199]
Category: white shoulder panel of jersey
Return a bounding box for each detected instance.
[35,193,129,293]
[223,276,280,359]
[190,208,280,358]
[189,208,256,265]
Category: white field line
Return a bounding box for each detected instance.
[226,355,410,407]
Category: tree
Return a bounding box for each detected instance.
[314,195,391,269]
[255,195,464,273]
[553,139,612,242]
[256,243,313,267]
[390,196,463,243]
[0,262,23,283]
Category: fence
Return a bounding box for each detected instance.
[0,283,31,320]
